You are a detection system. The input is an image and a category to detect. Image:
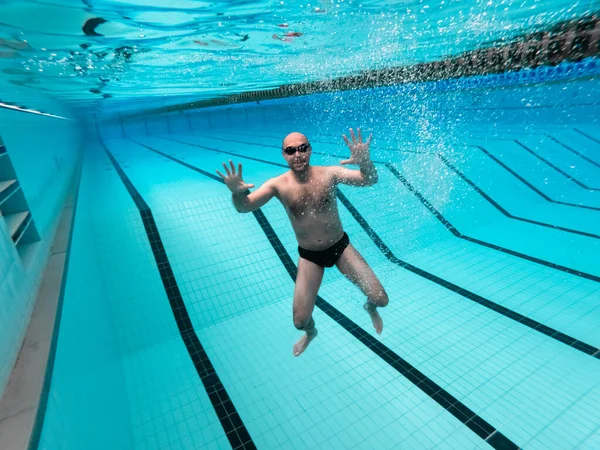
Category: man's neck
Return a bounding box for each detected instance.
[291,166,311,183]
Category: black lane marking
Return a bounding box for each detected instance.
[469,130,600,169]
[100,141,256,450]
[28,157,84,450]
[167,134,600,282]
[337,148,600,283]
[574,128,600,145]
[475,145,600,212]
[514,140,600,191]
[131,138,520,450]
[138,136,600,360]
[381,160,600,282]
[199,130,599,240]
[436,154,600,239]
[472,136,600,191]
[544,134,600,169]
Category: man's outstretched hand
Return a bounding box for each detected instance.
[341,127,373,166]
[216,160,255,193]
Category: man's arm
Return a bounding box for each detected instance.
[331,162,378,187]
[217,160,277,213]
[232,179,277,213]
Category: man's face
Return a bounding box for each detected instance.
[282,136,312,173]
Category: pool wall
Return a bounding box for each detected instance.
[0,91,83,399]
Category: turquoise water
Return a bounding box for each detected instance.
[2,0,599,449]
[0,0,598,115]
[36,63,600,449]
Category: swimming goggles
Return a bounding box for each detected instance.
[282,142,311,155]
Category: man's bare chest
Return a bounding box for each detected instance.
[279,183,336,216]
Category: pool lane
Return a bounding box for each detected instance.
[132,134,600,449]
[74,145,236,450]
[184,129,600,277]
[161,131,600,349]
[104,138,499,449]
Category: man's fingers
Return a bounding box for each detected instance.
[342,134,351,148]
[340,159,352,165]
[238,163,243,179]
[229,159,236,175]
[216,170,225,179]
[366,134,372,145]
[245,183,255,189]
[357,127,362,143]
[349,128,356,143]
[222,162,231,176]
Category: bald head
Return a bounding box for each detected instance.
[282,132,309,149]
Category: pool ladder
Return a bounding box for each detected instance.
[0,137,40,263]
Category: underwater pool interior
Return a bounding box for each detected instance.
[0,1,600,450]
[30,66,600,450]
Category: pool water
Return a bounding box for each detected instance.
[34,63,600,450]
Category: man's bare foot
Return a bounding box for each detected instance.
[364,301,383,334]
[369,310,383,334]
[293,329,318,357]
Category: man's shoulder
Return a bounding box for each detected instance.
[267,172,289,188]
[311,165,334,173]
[315,165,340,178]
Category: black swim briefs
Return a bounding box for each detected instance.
[298,232,350,268]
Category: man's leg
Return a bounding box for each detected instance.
[335,244,389,334]
[292,257,324,356]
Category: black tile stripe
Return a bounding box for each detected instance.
[334,178,600,360]
[139,136,600,352]
[513,140,600,191]
[474,145,600,212]
[436,154,600,239]
[472,136,600,191]
[99,141,256,450]
[0,144,6,154]
[165,134,600,282]
[544,134,600,169]
[382,161,600,283]
[131,139,520,450]
[574,128,600,145]
[29,154,84,450]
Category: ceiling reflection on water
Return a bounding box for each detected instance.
[0,0,597,115]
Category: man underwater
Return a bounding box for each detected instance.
[217,128,389,356]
